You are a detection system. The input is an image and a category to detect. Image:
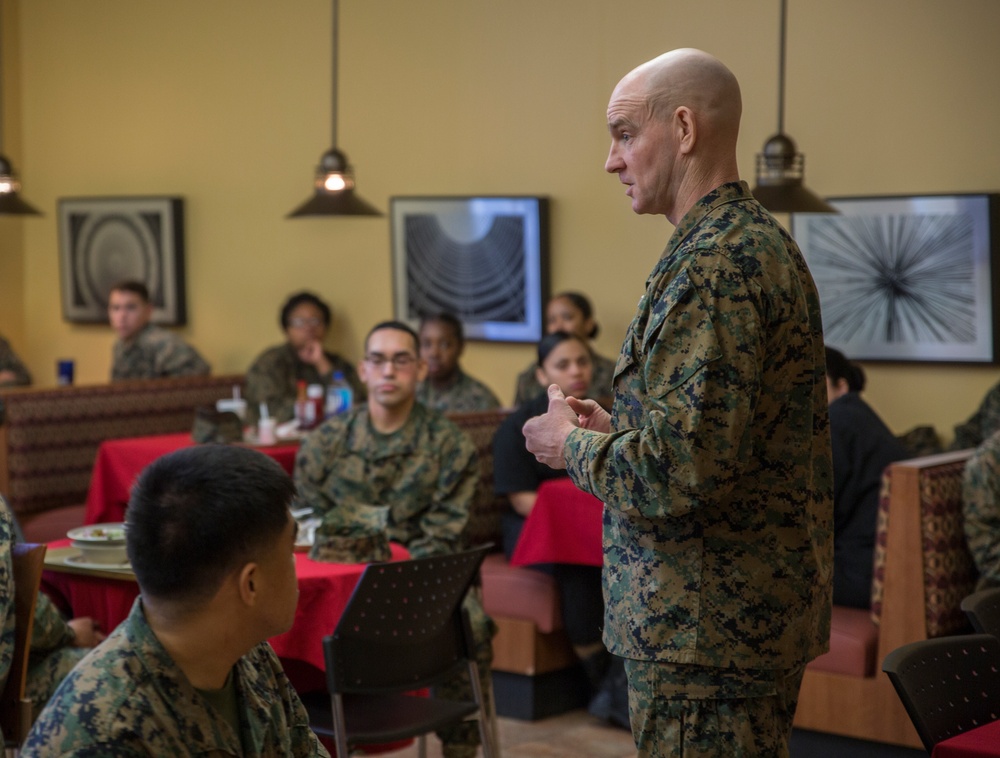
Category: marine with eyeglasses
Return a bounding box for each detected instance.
[244,291,364,426]
[293,320,492,758]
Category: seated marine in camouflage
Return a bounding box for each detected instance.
[244,291,364,426]
[0,334,32,386]
[294,320,493,758]
[416,313,501,413]
[0,497,104,739]
[22,446,328,757]
[108,281,210,381]
[962,430,1000,591]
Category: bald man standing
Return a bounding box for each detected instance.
[523,49,833,756]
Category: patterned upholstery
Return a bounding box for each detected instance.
[445,409,511,550]
[0,375,244,517]
[870,458,977,637]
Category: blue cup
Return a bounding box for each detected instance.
[56,359,74,386]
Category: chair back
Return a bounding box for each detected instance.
[882,633,1000,751]
[961,587,1000,637]
[1,543,47,746]
[323,545,491,694]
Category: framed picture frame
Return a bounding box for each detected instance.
[793,193,1000,364]
[389,196,550,342]
[57,196,187,325]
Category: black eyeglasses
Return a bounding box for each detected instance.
[364,353,417,369]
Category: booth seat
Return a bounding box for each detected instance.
[794,450,977,749]
[0,375,245,539]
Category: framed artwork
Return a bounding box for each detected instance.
[793,193,1000,363]
[57,196,187,324]
[390,196,550,342]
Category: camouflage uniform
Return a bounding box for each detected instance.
[962,430,1000,590]
[0,496,89,732]
[22,598,329,757]
[294,403,492,758]
[513,350,617,407]
[952,381,1000,450]
[0,335,32,386]
[111,324,210,381]
[26,593,88,718]
[245,343,365,425]
[0,507,15,745]
[417,368,501,413]
[564,182,833,755]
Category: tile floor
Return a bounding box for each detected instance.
[374,710,929,757]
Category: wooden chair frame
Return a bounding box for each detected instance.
[1,543,47,752]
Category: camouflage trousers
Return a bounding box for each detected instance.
[624,660,805,758]
[435,591,497,758]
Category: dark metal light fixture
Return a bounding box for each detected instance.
[0,2,41,216]
[288,0,380,218]
[752,0,836,214]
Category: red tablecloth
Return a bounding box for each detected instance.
[84,433,300,525]
[932,720,1000,757]
[510,478,604,567]
[41,539,409,678]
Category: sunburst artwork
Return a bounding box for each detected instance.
[793,195,999,363]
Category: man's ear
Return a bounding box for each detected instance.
[674,106,697,155]
[535,366,547,388]
[237,563,258,606]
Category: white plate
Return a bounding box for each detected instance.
[64,554,132,571]
[66,523,126,543]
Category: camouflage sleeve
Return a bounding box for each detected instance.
[292,422,344,518]
[30,592,75,652]
[0,507,15,700]
[154,337,211,378]
[245,349,295,425]
[962,435,1000,586]
[0,336,32,386]
[408,427,479,558]
[567,256,759,520]
[952,383,1000,450]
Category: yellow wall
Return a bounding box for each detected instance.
[0,0,26,350]
[5,0,1000,442]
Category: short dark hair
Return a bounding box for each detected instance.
[551,291,600,339]
[419,313,464,343]
[365,320,420,354]
[280,291,332,330]
[825,346,865,393]
[537,330,588,367]
[126,445,294,605]
[110,280,150,303]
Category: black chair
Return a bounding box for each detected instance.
[961,587,1000,638]
[881,633,1000,751]
[302,545,496,758]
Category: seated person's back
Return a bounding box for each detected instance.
[825,346,908,608]
[22,445,328,757]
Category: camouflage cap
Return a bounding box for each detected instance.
[310,502,391,564]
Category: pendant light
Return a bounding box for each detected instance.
[751,0,836,214]
[0,0,41,216]
[288,0,380,217]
